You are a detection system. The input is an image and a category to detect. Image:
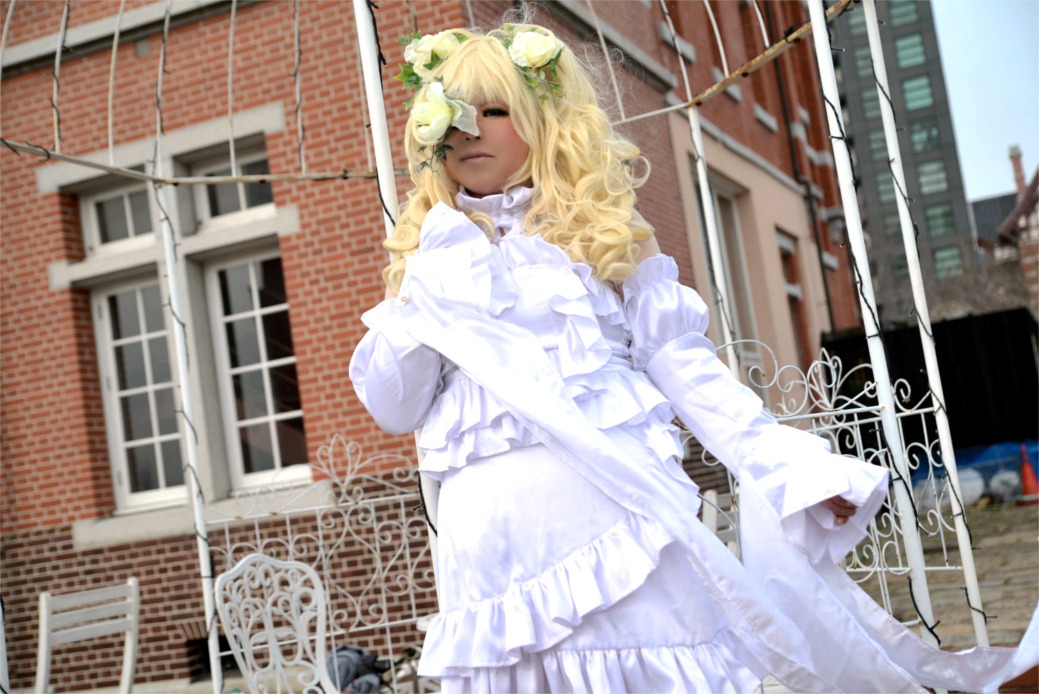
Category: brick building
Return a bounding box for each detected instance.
[1,0,862,688]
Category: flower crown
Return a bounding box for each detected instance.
[394,27,564,169]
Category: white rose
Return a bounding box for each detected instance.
[411,82,478,146]
[404,31,461,77]
[508,31,561,69]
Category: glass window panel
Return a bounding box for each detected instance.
[129,189,152,236]
[876,173,896,203]
[127,444,159,493]
[263,311,294,361]
[918,160,948,194]
[258,258,287,308]
[925,204,956,237]
[141,285,164,333]
[270,364,301,413]
[889,0,919,26]
[869,130,887,161]
[855,47,873,77]
[884,212,902,237]
[115,342,147,390]
[848,7,867,35]
[234,369,268,421]
[895,34,925,68]
[240,423,274,474]
[161,440,184,487]
[109,291,141,339]
[96,197,130,244]
[934,247,964,277]
[149,337,171,383]
[220,265,254,316]
[862,88,881,120]
[121,392,153,440]
[903,76,933,110]
[206,167,241,217]
[893,256,908,276]
[155,387,178,435]
[910,120,940,153]
[276,417,307,468]
[161,442,183,486]
[226,318,261,367]
[243,159,274,208]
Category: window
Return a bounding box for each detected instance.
[917,160,948,195]
[194,149,274,225]
[97,282,184,508]
[876,173,896,203]
[855,46,873,78]
[889,0,919,26]
[82,185,153,253]
[883,211,902,237]
[933,246,964,278]
[894,34,925,68]
[910,119,940,153]
[862,87,882,120]
[893,255,909,277]
[868,130,888,161]
[847,7,867,36]
[778,233,811,369]
[210,254,307,488]
[924,204,956,237]
[903,76,933,110]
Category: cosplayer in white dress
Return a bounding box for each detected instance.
[350,187,1038,693]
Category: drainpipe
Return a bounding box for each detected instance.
[765,2,838,333]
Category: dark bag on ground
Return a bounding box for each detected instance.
[324,644,392,693]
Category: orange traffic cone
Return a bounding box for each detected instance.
[1018,443,1039,506]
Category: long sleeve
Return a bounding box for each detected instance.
[623,254,888,563]
[349,298,443,435]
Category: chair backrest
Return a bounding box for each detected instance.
[215,554,339,693]
[700,489,740,557]
[35,577,140,694]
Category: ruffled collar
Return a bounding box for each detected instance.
[455,187,534,239]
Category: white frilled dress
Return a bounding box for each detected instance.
[349,187,1038,693]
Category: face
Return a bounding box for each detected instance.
[443,103,530,198]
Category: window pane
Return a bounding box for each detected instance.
[862,88,881,120]
[910,120,940,153]
[220,264,254,316]
[893,256,908,276]
[876,173,896,203]
[925,204,956,237]
[234,369,268,421]
[115,342,146,390]
[206,167,240,217]
[161,440,184,487]
[271,364,300,413]
[121,392,153,440]
[855,47,873,78]
[141,285,164,333]
[129,190,152,236]
[127,444,159,493]
[240,423,274,473]
[96,197,130,244]
[149,337,171,383]
[226,318,261,367]
[243,159,273,208]
[109,291,141,339]
[889,0,918,26]
[895,34,925,68]
[277,417,307,468]
[258,258,287,308]
[918,160,948,194]
[263,312,294,361]
[884,212,901,237]
[155,387,178,435]
[934,247,963,277]
[848,7,867,35]
[869,130,887,161]
[903,76,933,110]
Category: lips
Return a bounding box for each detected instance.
[461,152,492,161]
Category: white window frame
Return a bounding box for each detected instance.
[94,278,186,511]
[79,182,156,257]
[206,250,309,490]
[191,147,276,232]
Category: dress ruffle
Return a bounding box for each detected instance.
[419,512,676,677]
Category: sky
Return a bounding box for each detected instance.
[931,0,1039,202]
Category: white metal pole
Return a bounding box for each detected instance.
[806,0,940,650]
[351,0,441,606]
[861,0,988,647]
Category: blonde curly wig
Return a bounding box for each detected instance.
[383,24,652,292]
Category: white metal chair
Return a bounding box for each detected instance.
[215,554,338,693]
[35,577,140,694]
[700,488,740,557]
